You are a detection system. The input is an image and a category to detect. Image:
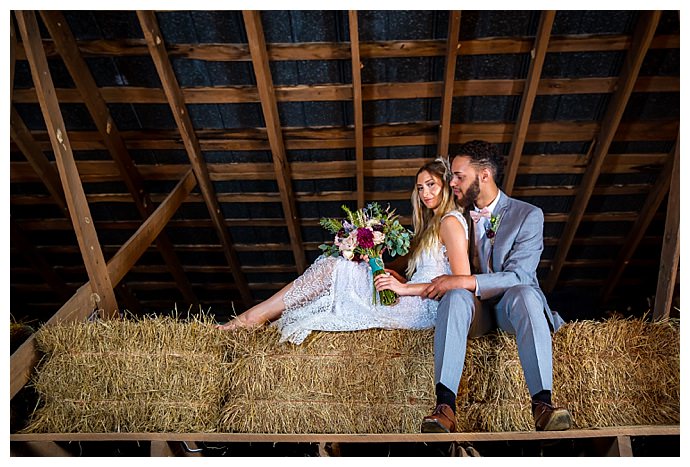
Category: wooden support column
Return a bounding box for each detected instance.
[503,10,555,195]
[348,11,365,209]
[41,11,197,305]
[11,15,17,96]
[437,11,461,157]
[15,10,118,318]
[600,139,677,302]
[137,10,252,308]
[653,136,680,321]
[543,11,661,293]
[11,169,197,399]
[243,10,307,274]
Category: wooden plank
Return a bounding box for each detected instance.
[543,11,662,293]
[40,11,197,306]
[653,136,680,321]
[10,106,69,216]
[243,10,307,274]
[12,119,678,153]
[503,11,555,195]
[10,170,197,399]
[15,10,118,318]
[600,141,676,302]
[136,11,252,308]
[8,425,680,443]
[437,11,461,156]
[14,33,679,62]
[348,11,365,209]
[10,75,679,106]
[11,15,17,96]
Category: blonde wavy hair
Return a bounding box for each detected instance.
[406,157,459,278]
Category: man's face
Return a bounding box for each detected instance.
[450,155,481,208]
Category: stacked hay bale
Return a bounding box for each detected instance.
[23,316,227,433]
[21,316,679,434]
[219,327,435,434]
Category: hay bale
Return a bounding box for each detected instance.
[22,316,679,434]
[220,317,679,433]
[23,315,228,433]
[219,327,435,433]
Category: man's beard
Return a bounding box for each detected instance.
[460,175,481,209]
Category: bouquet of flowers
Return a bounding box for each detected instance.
[319,202,412,306]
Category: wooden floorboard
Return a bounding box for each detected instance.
[10,425,679,443]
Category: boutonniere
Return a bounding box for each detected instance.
[485,214,501,245]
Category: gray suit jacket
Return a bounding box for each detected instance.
[473,190,564,331]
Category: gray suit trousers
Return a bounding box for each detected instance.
[434,285,553,397]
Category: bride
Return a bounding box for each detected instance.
[217,158,471,344]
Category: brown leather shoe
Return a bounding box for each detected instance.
[533,401,572,431]
[421,404,456,433]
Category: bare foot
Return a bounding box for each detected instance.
[216,314,262,331]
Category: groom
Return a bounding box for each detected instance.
[420,140,572,433]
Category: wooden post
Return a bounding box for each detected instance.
[348,11,365,209]
[437,11,461,157]
[137,10,253,307]
[653,136,680,321]
[15,10,118,318]
[503,10,555,195]
[40,10,197,305]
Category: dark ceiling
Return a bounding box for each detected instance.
[9,10,680,327]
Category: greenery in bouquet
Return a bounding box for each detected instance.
[319,203,412,305]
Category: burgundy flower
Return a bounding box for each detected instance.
[356,227,375,249]
[372,224,384,232]
[486,229,496,239]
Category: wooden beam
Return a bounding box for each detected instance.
[10,106,69,216]
[11,15,17,97]
[15,10,118,318]
[543,11,661,293]
[40,11,197,306]
[348,11,365,209]
[653,136,680,321]
[136,11,252,308]
[437,11,461,156]
[600,141,676,302]
[10,169,197,399]
[503,10,555,195]
[243,10,307,274]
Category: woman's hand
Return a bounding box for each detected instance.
[374,272,406,295]
[384,268,407,283]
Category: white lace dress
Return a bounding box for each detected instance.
[274,211,468,344]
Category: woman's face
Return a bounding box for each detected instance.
[416,170,444,211]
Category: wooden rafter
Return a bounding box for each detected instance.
[14,33,679,62]
[242,10,307,274]
[11,75,680,105]
[11,169,197,399]
[15,10,118,317]
[653,138,680,321]
[40,11,197,306]
[10,106,69,215]
[543,11,661,293]
[600,140,677,303]
[503,10,555,195]
[437,10,461,156]
[136,10,253,308]
[348,10,365,209]
[11,15,17,96]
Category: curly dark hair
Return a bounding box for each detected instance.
[452,140,504,185]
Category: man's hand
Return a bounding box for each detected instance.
[422,274,474,300]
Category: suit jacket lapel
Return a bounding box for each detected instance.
[486,191,511,272]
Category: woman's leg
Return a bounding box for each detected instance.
[217,281,294,330]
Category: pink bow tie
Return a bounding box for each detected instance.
[469,208,491,223]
